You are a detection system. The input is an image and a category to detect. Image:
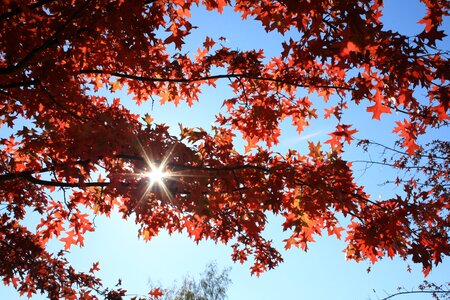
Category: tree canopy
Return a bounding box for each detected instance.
[0,0,449,299]
[150,261,231,300]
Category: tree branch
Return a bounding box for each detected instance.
[351,160,427,170]
[0,0,91,75]
[39,83,89,122]
[20,173,109,188]
[79,69,357,91]
[0,154,270,187]
[114,153,270,172]
[0,0,56,21]
[0,80,39,89]
[357,139,448,160]
[381,290,450,300]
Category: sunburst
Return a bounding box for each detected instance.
[146,163,169,188]
[134,142,177,204]
[131,139,207,208]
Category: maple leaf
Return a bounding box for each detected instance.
[195,47,208,61]
[433,105,449,121]
[418,16,433,32]
[325,133,342,151]
[418,27,447,47]
[366,91,391,120]
[111,80,122,92]
[0,1,449,297]
[89,262,100,273]
[244,136,259,153]
[284,235,299,250]
[327,226,345,239]
[205,0,228,14]
[149,288,163,298]
[141,229,155,242]
[308,141,322,158]
[340,41,361,57]
[60,230,78,250]
[203,36,216,49]
[143,113,154,126]
[164,33,185,50]
[159,90,171,104]
[393,119,421,155]
[325,124,358,151]
[324,106,337,119]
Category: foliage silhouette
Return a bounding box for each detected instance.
[0,0,449,298]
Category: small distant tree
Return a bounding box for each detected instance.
[152,262,231,300]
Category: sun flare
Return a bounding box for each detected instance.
[146,164,169,186]
[134,141,187,204]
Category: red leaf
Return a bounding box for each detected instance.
[203,36,216,49]
[418,16,433,32]
[340,41,360,57]
[366,91,391,120]
[244,136,259,153]
[89,262,100,273]
[60,230,78,250]
[149,288,163,298]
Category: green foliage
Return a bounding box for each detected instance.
[155,262,231,300]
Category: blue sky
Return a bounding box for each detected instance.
[1,1,449,299]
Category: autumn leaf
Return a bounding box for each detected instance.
[327,226,345,239]
[244,136,259,153]
[325,124,358,151]
[324,106,337,119]
[195,47,208,61]
[366,91,391,120]
[203,36,216,49]
[149,288,163,298]
[111,80,122,92]
[284,235,299,250]
[143,113,154,126]
[393,120,421,155]
[60,230,78,250]
[340,41,361,57]
[205,0,228,14]
[89,262,100,273]
[418,16,433,32]
[1,1,449,298]
[308,141,322,158]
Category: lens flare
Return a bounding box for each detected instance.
[146,164,168,187]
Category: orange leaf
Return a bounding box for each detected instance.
[366,91,391,120]
[149,288,163,298]
[244,136,259,153]
[341,41,360,57]
[418,16,433,32]
[143,113,154,125]
[60,230,77,250]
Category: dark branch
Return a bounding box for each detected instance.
[79,69,357,91]
[351,160,427,170]
[358,139,448,161]
[20,173,109,188]
[0,0,91,75]
[0,80,39,89]
[114,153,270,172]
[381,290,450,300]
[0,154,270,187]
[0,0,56,21]
[39,83,88,122]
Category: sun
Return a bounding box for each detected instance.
[133,140,183,204]
[146,164,169,187]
